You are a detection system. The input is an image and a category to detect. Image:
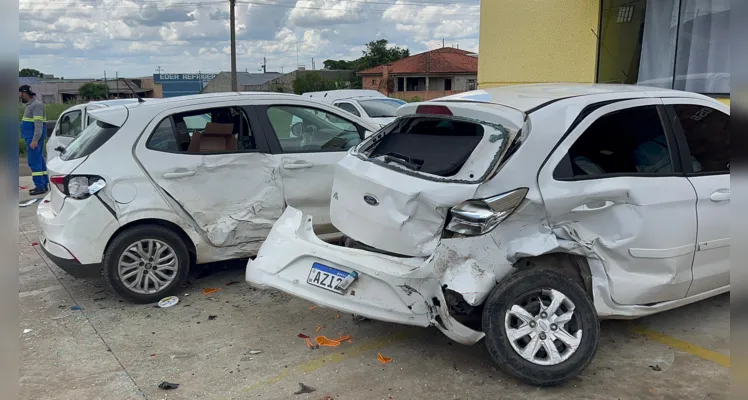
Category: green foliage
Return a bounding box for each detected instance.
[19,68,43,77]
[78,82,108,100]
[406,96,422,103]
[322,39,409,90]
[292,72,340,95]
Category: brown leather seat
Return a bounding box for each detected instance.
[187,123,237,152]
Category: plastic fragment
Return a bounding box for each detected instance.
[297,333,309,339]
[248,350,262,355]
[203,288,222,295]
[315,325,321,332]
[294,383,316,395]
[71,305,84,310]
[208,315,217,321]
[309,306,317,310]
[23,329,32,334]
[158,296,179,308]
[158,381,179,390]
[377,353,392,364]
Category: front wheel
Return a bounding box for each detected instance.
[482,269,599,387]
[102,225,190,304]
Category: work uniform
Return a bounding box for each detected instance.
[21,97,48,191]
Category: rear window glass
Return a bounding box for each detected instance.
[60,120,120,161]
[367,116,484,177]
[359,99,406,118]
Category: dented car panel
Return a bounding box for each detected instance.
[247,85,731,352]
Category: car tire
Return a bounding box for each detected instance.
[102,225,190,304]
[482,268,599,387]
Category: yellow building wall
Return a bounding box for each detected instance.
[478,0,600,88]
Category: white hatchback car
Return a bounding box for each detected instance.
[246,84,730,386]
[37,92,380,303]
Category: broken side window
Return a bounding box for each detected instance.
[265,105,362,153]
[366,116,485,177]
[554,105,675,179]
[146,107,255,154]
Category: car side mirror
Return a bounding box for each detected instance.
[291,122,303,137]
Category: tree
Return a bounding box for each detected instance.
[19,68,43,78]
[322,39,409,89]
[292,72,339,95]
[78,82,109,100]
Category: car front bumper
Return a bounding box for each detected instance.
[36,193,120,276]
[245,206,485,345]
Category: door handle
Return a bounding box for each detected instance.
[710,189,730,202]
[571,200,615,212]
[163,170,196,179]
[283,162,314,170]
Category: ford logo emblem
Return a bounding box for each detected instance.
[363,194,379,206]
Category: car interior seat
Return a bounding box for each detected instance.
[187,122,237,152]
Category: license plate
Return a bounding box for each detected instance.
[307,262,349,294]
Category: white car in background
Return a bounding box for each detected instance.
[46,98,152,160]
[246,84,730,386]
[36,92,380,304]
[302,89,406,127]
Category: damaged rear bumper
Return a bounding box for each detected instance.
[245,206,485,345]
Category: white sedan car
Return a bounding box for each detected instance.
[246,84,730,386]
[37,92,380,303]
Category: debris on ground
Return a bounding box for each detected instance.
[298,333,310,338]
[23,329,32,334]
[19,198,39,207]
[208,315,217,321]
[93,297,106,302]
[335,314,340,319]
[649,365,662,371]
[248,350,263,355]
[71,305,84,311]
[315,325,321,332]
[203,288,222,295]
[226,281,241,285]
[294,383,316,395]
[377,353,393,364]
[158,296,179,308]
[352,315,369,322]
[309,306,317,310]
[314,335,351,348]
[31,242,39,246]
[158,381,179,390]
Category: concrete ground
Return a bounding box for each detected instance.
[18,176,730,400]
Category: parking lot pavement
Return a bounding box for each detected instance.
[18,181,729,400]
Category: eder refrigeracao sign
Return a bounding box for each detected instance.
[154,73,217,98]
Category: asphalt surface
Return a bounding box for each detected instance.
[18,176,730,399]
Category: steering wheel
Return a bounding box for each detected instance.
[300,124,318,150]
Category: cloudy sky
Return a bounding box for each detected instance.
[19,0,481,79]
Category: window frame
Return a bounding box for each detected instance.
[143,105,270,155]
[664,103,730,177]
[256,104,366,155]
[552,103,686,182]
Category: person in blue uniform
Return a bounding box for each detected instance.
[19,85,48,195]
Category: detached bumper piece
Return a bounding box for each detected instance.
[245,206,485,345]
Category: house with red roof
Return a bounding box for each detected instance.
[357,47,478,101]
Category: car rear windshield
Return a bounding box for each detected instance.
[359,99,406,118]
[60,120,121,161]
[367,116,484,177]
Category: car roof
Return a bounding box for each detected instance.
[122,92,302,111]
[436,83,713,112]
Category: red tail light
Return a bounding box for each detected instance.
[50,176,66,194]
[415,105,453,116]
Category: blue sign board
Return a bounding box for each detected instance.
[153,73,217,98]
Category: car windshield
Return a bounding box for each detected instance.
[60,119,121,161]
[359,99,406,118]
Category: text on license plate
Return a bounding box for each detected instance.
[307,262,349,294]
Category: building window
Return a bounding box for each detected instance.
[444,79,452,91]
[467,79,477,91]
[597,0,730,94]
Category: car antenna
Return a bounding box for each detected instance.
[118,78,145,103]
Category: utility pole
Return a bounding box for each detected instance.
[261,57,267,73]
[229,0,238,91]
[115,71,119,99]
[312,58,315,70]
[104,71,109,99]
[156,66,163,75]
[442,38,445,48]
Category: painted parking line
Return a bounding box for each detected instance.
[630,324,730,368]
[244,330,413,393]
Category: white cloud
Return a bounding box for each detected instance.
[19,0,480,78]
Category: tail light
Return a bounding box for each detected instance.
[415,105,453,116]
[49,175,106,200]
[445,188,528,236]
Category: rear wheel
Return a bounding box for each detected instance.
[102,225,190,304]
[482,269,599,386]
